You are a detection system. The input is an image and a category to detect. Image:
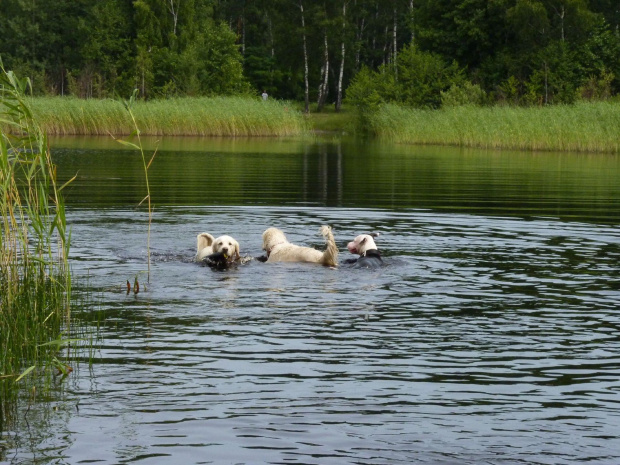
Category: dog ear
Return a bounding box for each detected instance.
[360,237,367,245]
[233,240,240,260]
[369,232,380,239]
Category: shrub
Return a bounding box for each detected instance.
[441,81,487,107]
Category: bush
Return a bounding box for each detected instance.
[397,44,463,108]
[578,70,614,101]
[344,67,385,133]
[441,81,487,107]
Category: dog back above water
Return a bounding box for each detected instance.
[262,226,338,266]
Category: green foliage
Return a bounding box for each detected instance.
[577,70,615,101]
[1,0,620,107]
[397,44,464,108]
[346,44,463,121]
[193,22,252,96]
[441,82,487,107]
[344,67,385,133]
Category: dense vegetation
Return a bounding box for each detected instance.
[1,67,79,399]
[1,0,619,110]
[26,96,306,136]
[370,102,620,152]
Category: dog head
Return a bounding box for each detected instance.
[212,235,240,261]
[347,233,379,256]
[262,227,287,256]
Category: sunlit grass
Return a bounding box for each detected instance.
[17,96,307,137]
[371,102,620,153]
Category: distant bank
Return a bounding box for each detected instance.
[8,97,620,153]
[21,96,307,137]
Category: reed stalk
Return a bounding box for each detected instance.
[2,96,307,137]
[114,90,154,283]
[0,64,78,402]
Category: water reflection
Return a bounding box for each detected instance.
[50,136,620,222]
[2,138,620,464]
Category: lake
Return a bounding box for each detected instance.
[1,136,620,464]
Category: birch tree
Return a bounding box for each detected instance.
[336,1,348,111]
[299,0,310,112]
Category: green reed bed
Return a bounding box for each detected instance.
[19,96,307,137]
[372,102,620,153]
[1,67,88,406]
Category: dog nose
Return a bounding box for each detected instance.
[222,247,229,253]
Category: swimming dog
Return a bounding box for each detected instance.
[346,233,383,268]
[261,226,338,266]
[196,233,240,263]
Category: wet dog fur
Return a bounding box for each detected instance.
[195,233,240,263]
[262,226,338,266]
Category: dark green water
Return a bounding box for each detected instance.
[2,136,619,465]
[51,135,620,222]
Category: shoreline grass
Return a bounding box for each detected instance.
[16,96,307,137]
[370,102,620,153]
[1,67,95,411]
[6,96,620,153]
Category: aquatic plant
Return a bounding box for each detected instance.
[9,96,307,137]
[114,89,154,283]
[0,65,77,400]
[370,102,620,153]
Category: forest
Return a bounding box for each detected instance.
[1,0,620,110]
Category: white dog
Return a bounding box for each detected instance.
[346,233,383,268]
[262,226,338,266]
[195,233,240,262]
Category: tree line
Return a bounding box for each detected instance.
[1,0,619,109]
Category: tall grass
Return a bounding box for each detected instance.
[14,96,307,137]
[370,102,620,153]
[0,66,77,401]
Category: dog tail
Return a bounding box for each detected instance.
[197,232,215,252]
[319,225,338,267]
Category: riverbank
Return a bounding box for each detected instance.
[8,97,620,152]
[370,102,620,153]
[21,96,307,137]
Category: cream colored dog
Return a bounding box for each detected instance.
[195,233,240,262]
[262,226,338,266]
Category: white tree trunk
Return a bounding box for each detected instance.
[336,1,347,112]
[168,0,179,36]
[393,7,398,79]
[268,15,275,58]
[317,31,329,111]
[355,17,365,71]
[300,0,310,113]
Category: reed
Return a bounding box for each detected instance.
[0,66,80,402]
[370,102,620,153]
[115,90,154,283]
[8,96,307,137]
